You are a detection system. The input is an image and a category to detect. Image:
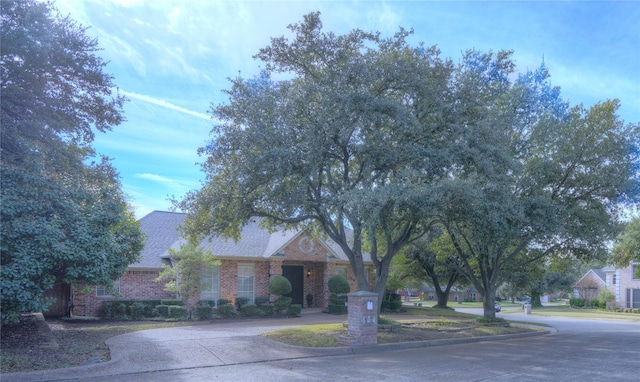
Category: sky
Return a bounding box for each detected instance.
[52,0,640,219]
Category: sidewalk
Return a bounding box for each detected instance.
[2,309,548,382]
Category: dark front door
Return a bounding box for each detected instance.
[282,265,304,305]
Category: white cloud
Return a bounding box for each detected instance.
[121,90,211,120]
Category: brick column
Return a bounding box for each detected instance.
[339,291,378,346]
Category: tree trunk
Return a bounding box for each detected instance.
[530,291,543,308]
[482,287,497,319]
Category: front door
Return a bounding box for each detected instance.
[282,265,304,306]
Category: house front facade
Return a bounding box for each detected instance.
[573,264,640,309]
[71,211,374,317]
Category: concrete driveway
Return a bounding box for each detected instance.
[3,309,638,382]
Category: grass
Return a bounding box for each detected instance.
[503,305,640,321]
[261,323,344,347]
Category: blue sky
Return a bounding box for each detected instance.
[53,0,640,219]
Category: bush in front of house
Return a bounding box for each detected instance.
[161,299,183,306]
[217,298,233,307]
[287,304,302,316]
[198,300,216,308]
[155,305,169,318]
[168,305,188,319]
[327,275,350,314]
[254,296,269,307]
[235,297,250,310]
[260,303,275,316]
[269,275,292,314]
[194,305,213,320]
[130,302,146,320]
[101,300,163,319]
[240,303,264,317]
[569,297,585,308]
[218,303,236,318]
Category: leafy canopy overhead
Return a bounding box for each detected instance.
[1,0,142,324]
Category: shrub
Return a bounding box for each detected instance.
[235,297,250,310]
[194,305,213,320]
[130,302,145,320]
[168,305,188,319]
[597,289,615,309]
[381,300,403,312]
[155,305,169,318]
[198,300,216,307]
[569,297,585,308]
[161,299,183,306]
[306,293,313,307]
[274,296,292,314]
[328,275,350,295]
[240,304,263,317]
[287,304,302,316]
[260,303,275,316]
[254,296,269,307]
[218,304,236,317]
[269,275,292,296]
[217,298,233,307]
[591,300,600,309]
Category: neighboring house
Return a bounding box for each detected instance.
[573,264,640,309]
[71,211,374,317]
[418,285,481,303]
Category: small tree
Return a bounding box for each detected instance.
[328,275,350,313]
[155,242,220,315]
[269,275,292,314]
[598,288,616,310]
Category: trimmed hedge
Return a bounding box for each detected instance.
[168,305,188,319]
[155,305,169,318]
[269,275,292,296]
[274,296,292,314]
[100,299,162,319]
[161,299,183,306]
[235,297,250,310]
[287,304,302,316]
[569,297,585,308]
[254,296,269,307]
[240,304,263,317]
[218,304,236,317]
[328,275,350,295]
[217,299,233,307]
[260,303,275,316]
[194,305,213,320]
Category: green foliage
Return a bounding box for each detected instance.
[217,304,236,318]
[155,242,219,310]
[100,300,161,320]
[235,297,250,310]
[194,305,213,320]
[287,304,302,316]
[254,296,269,307]
[160,299,183,306]
[155,305,169,318]
[130,302,146,320]
[570,297,585,308]
[269,275,292,296]
[240,304,263,317]
[328,275,350,295]
[274,296,292,314]
[597,288,615,309]
[0,0,141,324]
[167,306,188,320]
[306,294,314,307]
[260,303,275,316]
[217,299,232,307]
[612,218,640,270]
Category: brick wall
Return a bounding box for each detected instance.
[72,270,173,317]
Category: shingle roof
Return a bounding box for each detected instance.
[132,211,186,269]
[132,211,362,269]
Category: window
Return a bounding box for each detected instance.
[237,263,254,303]
[335,266,347,279]
[633,265,639,280]
[96,279,120,297]
[613,274,617,285]
[200,265,220,302]
[470,293,477,301]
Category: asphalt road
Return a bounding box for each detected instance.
[37,310,640,382]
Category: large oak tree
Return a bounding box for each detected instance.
[1,0,144,323]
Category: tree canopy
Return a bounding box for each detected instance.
[178,12,453,307]
[1,0,143,324]
[612,218,640,276]
[179,12,639,318]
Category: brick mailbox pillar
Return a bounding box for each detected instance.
[339,290,378,346]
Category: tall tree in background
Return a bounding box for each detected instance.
[178,12,454,309]
[1,0,144,323]
[434,51,639,319]
[611,218,640,277]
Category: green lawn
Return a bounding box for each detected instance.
[502,305,640,321]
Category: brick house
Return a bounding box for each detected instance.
[71,211,374,317]
[573,264,640,309]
